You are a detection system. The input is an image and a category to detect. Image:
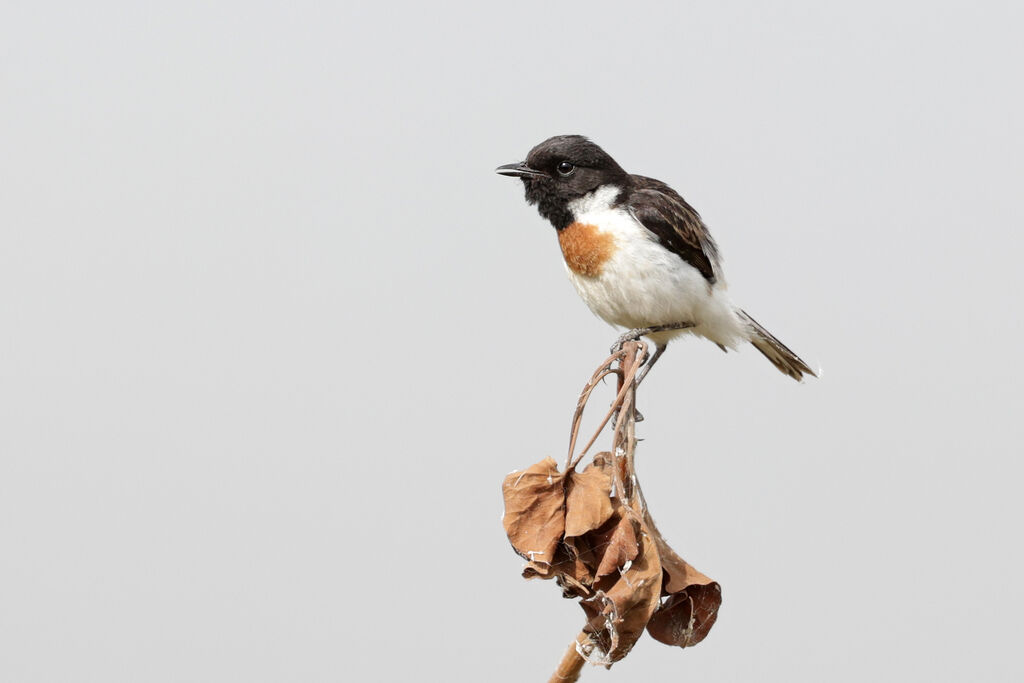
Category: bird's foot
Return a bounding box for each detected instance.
[608,321,696,354]
[610,328,646,355]
[604,323,692,432]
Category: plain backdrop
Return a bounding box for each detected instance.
[2,1,1022,681]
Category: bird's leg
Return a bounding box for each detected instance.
[634,342,667,388]
[611,343,666,425]
[608,325,685,429]
[609,321,695,354]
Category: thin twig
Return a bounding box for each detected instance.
[565,342,646,471]
[547,633,588,683]
[565,362,621,470]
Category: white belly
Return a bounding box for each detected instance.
[563,199,747,348]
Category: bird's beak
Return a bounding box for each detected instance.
[495,161,547,178]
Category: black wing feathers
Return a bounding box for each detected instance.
[626,176,720,283]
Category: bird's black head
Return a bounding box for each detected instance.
[496,135,629,230]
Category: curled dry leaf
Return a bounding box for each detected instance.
[646,584,722,648]
[645,514,721,647]
[579,528,662,664]
[501,455,720,666]
[564,462,615,538]
[502,457,565,566]
[591,513,639,578]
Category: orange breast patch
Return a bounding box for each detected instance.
[558,222,616,277]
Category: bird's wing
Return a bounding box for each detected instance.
[626,175,721,283]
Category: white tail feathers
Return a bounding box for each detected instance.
[739,310,816,382]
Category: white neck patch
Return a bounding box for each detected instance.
[567,184,622,218]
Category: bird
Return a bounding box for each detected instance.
[496,134,815,385]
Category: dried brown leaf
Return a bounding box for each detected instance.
[644,514,721,648]
[558,538,596,592]
[579,528,662,664]
[592,512,639,578]
[502,457,565,566]
[646,584,722,648]
[653,533,716,595]
[530,543,595,598]
[564,463,614,537]
[522,562,556,580]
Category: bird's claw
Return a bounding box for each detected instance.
[610,328,645,355]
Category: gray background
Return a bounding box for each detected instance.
[2,1,1022,681]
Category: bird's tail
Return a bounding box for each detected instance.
[739,310,816,381]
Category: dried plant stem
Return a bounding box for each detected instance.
[503,338,721,677]
[553,342,647,680]
[548,634,587,683]
[566,341,646,471]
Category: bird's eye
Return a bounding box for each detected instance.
[556,161,575,176]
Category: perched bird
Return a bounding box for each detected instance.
[496,134,815,383]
